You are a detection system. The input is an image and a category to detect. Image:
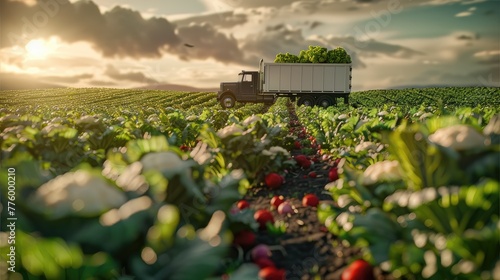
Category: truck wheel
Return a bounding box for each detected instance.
[298,96,315,107]
[220,95,235,108]
[316,96,334,108]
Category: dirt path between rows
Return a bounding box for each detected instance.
[242,101,394,280]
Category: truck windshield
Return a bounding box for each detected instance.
[238,73,252,82]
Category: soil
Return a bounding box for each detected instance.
[239,102,395,280]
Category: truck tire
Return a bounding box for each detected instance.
[298,96,315,107]
[316,96,335,108]
[220,94,235,108]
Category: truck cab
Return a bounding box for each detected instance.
[217,71,275,108]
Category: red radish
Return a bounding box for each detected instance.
[277,202,293,215]
[255,258,275,268]
[294,155,310,169]
[302,194,319,207]
[294,141,301,149]
[294,154,308,162]
[270,195,285,208]
[308,171,317,178]
[341,259,375,280]
[251,244,272,261]
[233,230,256,248]
[328,168,339,182]
[258,267,286,280]
[254,209,274,229]
[237,199,250,210]
[265,173,283,189]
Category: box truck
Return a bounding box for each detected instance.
[217,59,352,108]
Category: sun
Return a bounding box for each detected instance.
[25,39,50,59]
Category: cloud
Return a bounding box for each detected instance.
[24,55,103,69]
[105,65,158,84]
[473,50,500,64]
[42,73,94,83]
[439,66,499,87]
[1,0,180,58]
[241,25,421,68]
[209,0,423,15]
[456,33,479,40]
[1,0,256,65]
[172,11,248,29]
[322,36,423,59]
[309,21,323,29]
[462,0,487,4]
[170,23,256,65]
[207,0,292,9]
[0,72,62,90]
[455,6,476,17]
[87,80,118,86]
[242,26,309,61]
[8,0,36,6]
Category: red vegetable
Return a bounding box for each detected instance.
[277,202,293,215]
[254,209,274,229]
[341,259,375,280]
[302,194,319,207]
[308,171,317,178]
[265,173,283,189]
[258,266,286,280]
[233,230,256,248]
[270,195,285,208]
[328,167,339,182]
[255,258,275,268]
[251,244,272,261]
[294,155,311,169]
[236,199,250,210]
[294,141,302,149]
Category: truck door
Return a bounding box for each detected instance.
[239,73,256,101]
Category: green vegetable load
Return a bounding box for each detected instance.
[274,45,351,64]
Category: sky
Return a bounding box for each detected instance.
[0,0,499,91]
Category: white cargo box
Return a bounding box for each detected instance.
[262,63,351,93]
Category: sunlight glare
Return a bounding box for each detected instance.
[25,39,50,59]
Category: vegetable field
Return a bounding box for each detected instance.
[1,87,499,280]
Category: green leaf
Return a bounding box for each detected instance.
[343,208,401,264]
[0,231,118,280]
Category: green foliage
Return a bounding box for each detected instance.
[1,87,499,279]
[274,45,351,64]
[0,231,119,280]
[198,113,293,186]
[311,96,500,279]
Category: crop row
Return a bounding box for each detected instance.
[349,87,500,109]
[0,88,219,110]
[294,97,499,279]
[0,89,293,279]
